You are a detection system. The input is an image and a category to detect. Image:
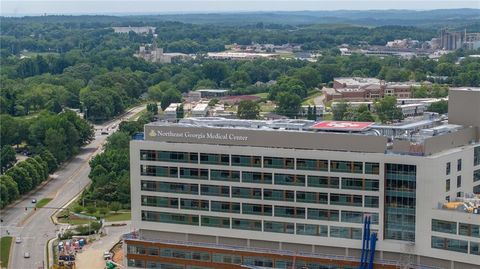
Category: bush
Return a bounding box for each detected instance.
[109,202,122,213]
[72,205,84,214]
[86,205,97,214]
[98,207,109,216]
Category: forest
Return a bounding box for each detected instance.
[1,15,479,207]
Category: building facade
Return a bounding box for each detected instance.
[125,89,480,269]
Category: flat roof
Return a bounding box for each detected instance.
[196,89,229,93]
[450,87,480,92]
[311,121,374,131]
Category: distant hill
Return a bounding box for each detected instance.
[2,9,479,31]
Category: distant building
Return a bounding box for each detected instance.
[324,77,421,102]
[134,35,171,64]
[440,29,480,50]
[195,89,229,99]
[112,26,155,34]
[207,52,279,60]
[191,103,209,117]
[163,103,182,120]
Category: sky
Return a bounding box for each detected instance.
[1,0,479,16]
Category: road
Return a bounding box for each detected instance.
[0,105,144,269]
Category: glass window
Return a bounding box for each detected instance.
[232,218,262,231]
[307,208,339,221]
[330,160,363,173]
[141,195,178,208]
[274,206,305,219]
[274,174,305,186]
[180,198,209,211]
[200,153,229,165]
[384,163,416,242]
[210,170,240,182]
[458,223,480,238]
[140,165,178,177]
[264,221,294,234]
[243,257,273,268]
[242,172,272,184]
[201,216,230,228]
[446,162,451,175]
[474,184,480,194]
[263,189,294,201]
[296,159,328,171]
[475,146,480,166]
[457,159,462,171]
[232,187,262,199]
[341,211,364,223]
[471,242,480,256]
[180,168,208,180]
[342,177,379,191]
[364,196,379,208]
[211,201,240,213]
[308,176,339,189]
[330,194,362,207]
[140,150,198,163]
[431,236,468,253]
[264,157,294,169]
[330,226,362,240]
[296,224,328,237]
[231,155,261,167]
[365,162,380,175]
[446,179,450,192]
[457,175,461,188]
[200,184,230,197]
[242,203,272,216]
[296,191,328,204]
[128,259,145,268]
[212,253,242,264]
[474,169,480,182]
[141,180,199,195]
[141,211,199,225]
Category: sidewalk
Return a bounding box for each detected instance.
[75,221,131,269]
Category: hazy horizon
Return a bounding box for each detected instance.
[1,1,479,16]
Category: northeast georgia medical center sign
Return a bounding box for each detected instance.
[147,128,249,142]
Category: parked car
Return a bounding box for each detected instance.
[15,237,22,244]
[24,252,30,258]
[31,199,37,203]
[101,131,109,135]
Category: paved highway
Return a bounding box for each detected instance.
[0,105,145,269]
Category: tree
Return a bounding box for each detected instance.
[427,100,448,114]
[176,105,185,119]
[202,61,229,84]
[276,92,302,118]
[109,201,122,213]
[374,96,403,123]
[146,103,158,115]
[1,145,16,173]
[44,127,67,162]
[332,101,349,120]
[40,149,58,173]
[0,175,19,208]
[343,104,375,122]
[208,99,219,107]
[237,100,260,119]
[6,166,31,195]
[160,88,182,110]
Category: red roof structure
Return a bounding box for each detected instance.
[311,121,374,132]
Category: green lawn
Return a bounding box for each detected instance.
[105,212,131,222]
[36,198,52,208]
[0,237,12,269]
[254,92,269,99]
[302,90,323,105]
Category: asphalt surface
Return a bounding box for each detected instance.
[0,105,145,269]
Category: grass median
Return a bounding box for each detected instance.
[0,236,13,268]
[36,198,53,208]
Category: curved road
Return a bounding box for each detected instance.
[0,105,144,269]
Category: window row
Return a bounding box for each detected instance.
[141,165,378,191]
[140,211,364,239]
[141,181,378,208]
[140,150,379,174]
[432,219,480,238]
[127,246,362,269]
